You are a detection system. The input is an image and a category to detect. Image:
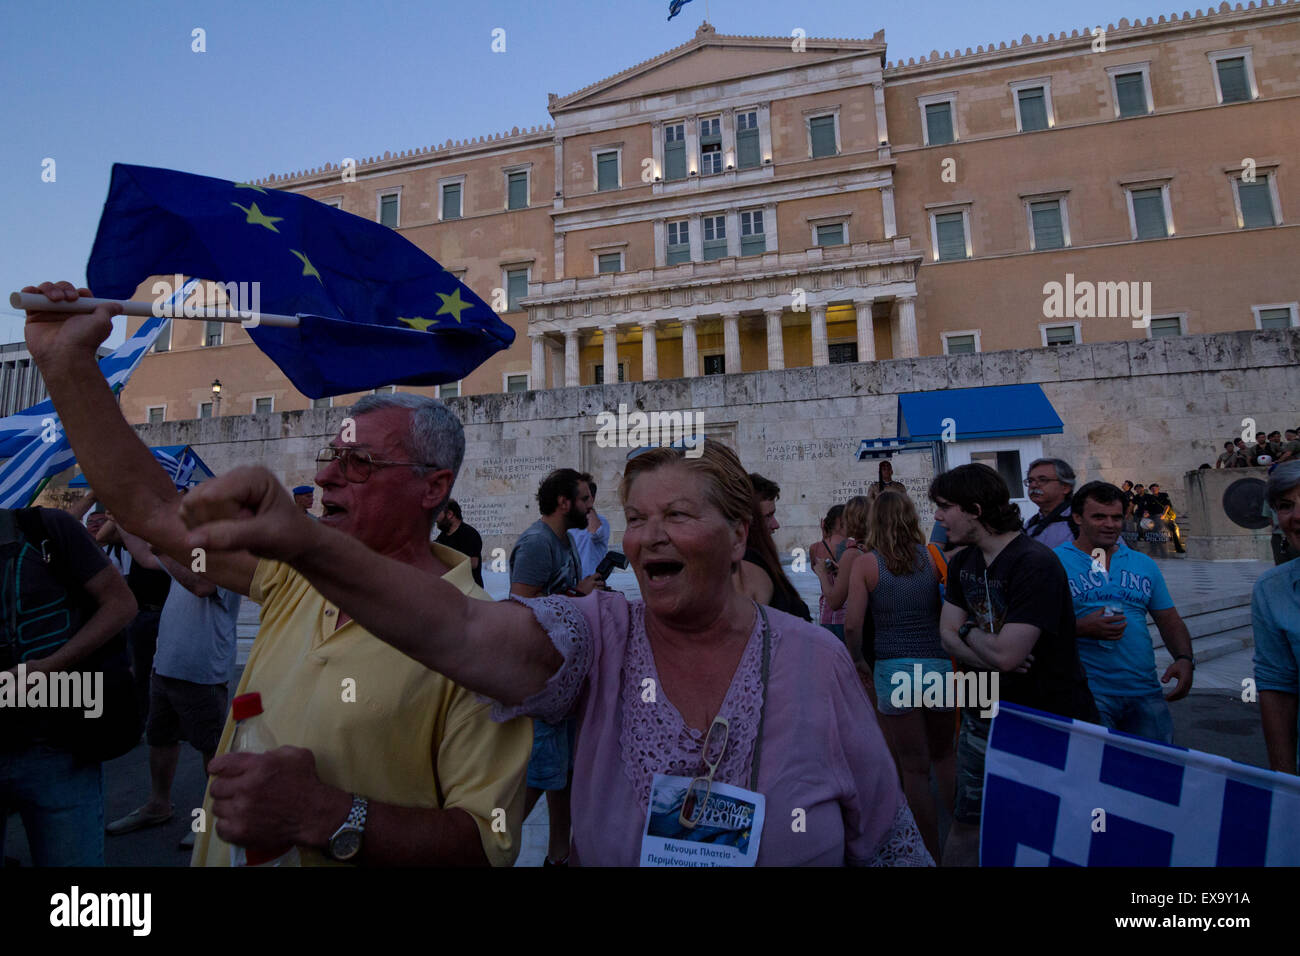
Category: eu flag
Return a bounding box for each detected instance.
[667,0,695,20]
[86,164,516,399]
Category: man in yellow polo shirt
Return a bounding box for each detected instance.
[23,281,531,866]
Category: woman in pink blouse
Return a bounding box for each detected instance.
[181,440,930,867]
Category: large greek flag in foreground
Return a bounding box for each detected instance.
[982,702,1300,866]
[0,280,196,508]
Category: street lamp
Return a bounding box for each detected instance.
[211,379,222,416]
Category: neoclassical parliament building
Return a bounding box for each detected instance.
[120,3,1299,424]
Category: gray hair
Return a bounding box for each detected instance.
[1266,460,1300,509]
[1028,457,1076,489]
[350,392,465,480]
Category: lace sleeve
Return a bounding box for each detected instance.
[862,803,935,867]
[489,595,595,725]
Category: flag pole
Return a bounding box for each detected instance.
[8,291,300,328]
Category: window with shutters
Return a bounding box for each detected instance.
[663,123,686,181]
[700,116,722,175]
[828,343,858,364]
[740,209,766,256]
[204,320,224,347]
[147,405,165,424]
[153,322,171,353]
[703,354,725,376]
[702,215,727,260]
[919,95,956,145]
[666,220,690,265]
[596,150,620,191]
[253,396,274,414]
[311,396,333,408]
[593,363,625,385]
[1042,324,1078,347]
[506,169,529,210]
[1210,50,1254,104]
[815,223,845,247]
[944,333,979,355]
[1235,175,1277,229]
[931,210,969,261]
[1127,185,1171,239]
[1027,198,1068,250]
[505,374,529,393]
[379,192,399,228]
[1010,81,1053,132]
[1108,66,1152,117]
[1148,316,1184,339]
[597,252,623,274]
[808,114,838,158]
[736,110,760,169]
[437,381,459,399]
[440,180,463,220]
[505,268,529,312]
[1254,305,1297,331]
[198,402,213,419]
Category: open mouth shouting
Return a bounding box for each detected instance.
[641,558,685,586]
[320,499,349,524]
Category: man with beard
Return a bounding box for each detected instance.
[436,499,483,588]
[509,469,604,866]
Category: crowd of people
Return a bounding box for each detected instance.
[1,281,1296,869]
[1214,428,1300,469]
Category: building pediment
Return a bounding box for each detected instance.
[549,22,885,114]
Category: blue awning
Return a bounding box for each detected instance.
[69,445,214,489]
[897,384,1063,442]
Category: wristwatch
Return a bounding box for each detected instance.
[327,794,368,862]
[957,621,975,643]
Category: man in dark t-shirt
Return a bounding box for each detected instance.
[929,463,1097,867]
[435,499,484,589]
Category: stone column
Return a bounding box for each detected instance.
[547,341,563,391]
[896,295,919,358]
[530,333,546,389]
[764,308,785,370]
[723,313,741,373]
[681,317,699,378]
[689,214,703,262]
[640,320,658,381]
[564,330,579,387]
[810,305,829,367]
[873,81,890,150]
[855,300,876,363]
[725,208,741,258]
[601,324,618,384]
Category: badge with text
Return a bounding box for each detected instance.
[640,773,766,867]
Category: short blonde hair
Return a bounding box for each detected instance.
[843,495,871,542]
[620,439,753,527]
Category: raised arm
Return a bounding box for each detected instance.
[181,466,561,704]
[22,282,256,596]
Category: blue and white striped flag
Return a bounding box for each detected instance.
[0,280,197,508]
[982,702,1300,866]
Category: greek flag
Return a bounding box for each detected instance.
[982,702,1300,866]
[0,280,196,508]
[667,0,694,20]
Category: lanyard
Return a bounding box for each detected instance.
[750,604,772,791]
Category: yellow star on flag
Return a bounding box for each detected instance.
[435,288,472,324]
[233,182,268,193]
[289,249,323,283]
[397,316,438,332]
[231,201,284,233]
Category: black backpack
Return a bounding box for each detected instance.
[0,508,140,760]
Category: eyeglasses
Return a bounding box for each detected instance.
[1023,477,1060,487]
[315,446,434,484]
[679,716,729,829]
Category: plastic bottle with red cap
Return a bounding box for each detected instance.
[228,692,301,867]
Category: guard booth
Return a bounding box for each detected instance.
[857,384,1065,529]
